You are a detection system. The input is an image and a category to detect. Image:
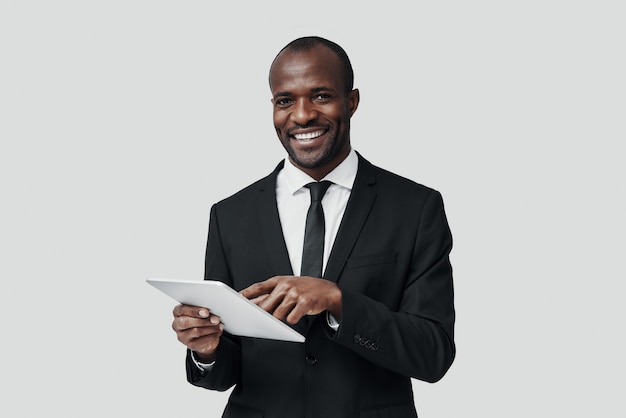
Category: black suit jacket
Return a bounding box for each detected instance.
[187,154,455,418]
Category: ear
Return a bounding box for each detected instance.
[348,88,360,116]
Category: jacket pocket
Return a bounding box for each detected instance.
[346,252,397,270]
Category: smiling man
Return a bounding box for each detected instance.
[171,36,456,418]
[269,41,358,180]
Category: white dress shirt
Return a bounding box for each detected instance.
[276,148,358,276]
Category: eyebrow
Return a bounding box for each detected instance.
[311,86,335,94]
[273,91,292,99]
[273,86,336,100]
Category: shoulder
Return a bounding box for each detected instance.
[212,161,283,210]
[357,153,441,201]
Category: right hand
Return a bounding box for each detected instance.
[172,304,224,363]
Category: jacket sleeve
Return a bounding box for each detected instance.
[185,204,242,391]
[328,190,456,383]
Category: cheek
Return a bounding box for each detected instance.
[273,120,285,137]
[327,107,348,126]
[273,111,287,128]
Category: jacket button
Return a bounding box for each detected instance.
[305,355,317,366]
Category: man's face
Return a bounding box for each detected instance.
[269,45,359,179]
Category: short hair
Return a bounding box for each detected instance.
[272,36,354,93]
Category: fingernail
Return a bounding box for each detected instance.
[199,309,208,318]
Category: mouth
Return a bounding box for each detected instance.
[291,129,326,143]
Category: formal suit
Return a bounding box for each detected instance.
[186,153,455,418]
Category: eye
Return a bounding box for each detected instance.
[313,93,331,102]
[274,98,294,108]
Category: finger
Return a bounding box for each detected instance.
[277,290,325,324]
[186,331,223,355]
[272,288,313,323]
[249,294,269,305]
[255,287,289,316]
[240,276,283,299]
[240,283,270,299]
[179,324,225,351]
[271,298,299,322]
[173,304,212,319]
[177,322,224,339]
[173,314,218,332]
[285,302,309,324]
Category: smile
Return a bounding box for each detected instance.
[293,130,325,141]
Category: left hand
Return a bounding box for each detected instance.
[241,276,342,324]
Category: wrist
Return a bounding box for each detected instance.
[328,285,343,320]
[194,351,216,364]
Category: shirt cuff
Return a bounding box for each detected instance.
[190,351,215,373]
[326,311,341,331]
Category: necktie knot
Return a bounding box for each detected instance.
[305,181,332,202]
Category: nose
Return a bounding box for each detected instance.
[291,99,317,125]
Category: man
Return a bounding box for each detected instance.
[172,36,455,418]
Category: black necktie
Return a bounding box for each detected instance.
[301,181,332,278]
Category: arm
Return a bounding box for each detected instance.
[332,190,455,382]
[240,189,455,382]
[243,189,454,384]
[183,204,243,391]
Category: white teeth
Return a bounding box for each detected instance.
[294,130,323,140]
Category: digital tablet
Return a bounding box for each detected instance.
[146,278,305,343]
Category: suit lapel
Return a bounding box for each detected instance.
[256,161,294,276]
[323,154,377,284]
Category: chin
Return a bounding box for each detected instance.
[291,154,322,170]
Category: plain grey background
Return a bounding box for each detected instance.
[1,1,624,417]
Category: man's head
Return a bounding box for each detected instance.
[269,36,360,180]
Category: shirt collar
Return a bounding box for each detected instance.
[282,148,359,195]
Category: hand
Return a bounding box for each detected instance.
[172,304,224,363]
[241,276,342,324]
